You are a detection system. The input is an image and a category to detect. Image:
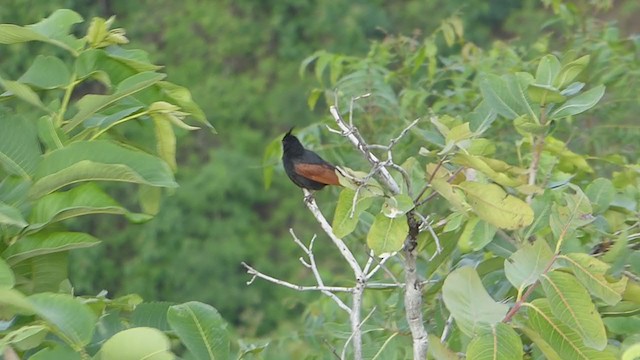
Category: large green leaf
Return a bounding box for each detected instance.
[167,301,230,360]
[62,71,166,132]
[3,232,100,265]
[96,327,173,360]
[459,182,534,230]
[558,253,627,306]
[366,212,408,255]
[13,252,68,293]
[0,10,83,53]
[535,54,562,87]
[332,188,375,238]
[479,73,538,122]
[551,85,605,119]
[29,343,81,360]
[442,266,509,336]
[29,292,97,347]
[30,140,177,198]
[0,288,35,315]
[27,183,144,233]
[0,114,41,178]
[504,239,554,291]
[18,55,71,89]
[525,299,616,360]
[541,271,607,350]
[466,323,523,360]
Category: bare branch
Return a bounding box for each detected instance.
[241,262,352,293]
[440,314,454,342]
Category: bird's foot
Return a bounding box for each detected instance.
[303,191,315,204]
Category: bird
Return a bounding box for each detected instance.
[282,128,340,190]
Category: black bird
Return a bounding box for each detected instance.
[282,129,340,190]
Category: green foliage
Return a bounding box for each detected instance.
[0,10,240,359]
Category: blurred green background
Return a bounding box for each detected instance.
[2,0,638,338]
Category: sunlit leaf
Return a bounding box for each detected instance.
[459,182,534,230]
[585,178,615,214]
[554,55,590,89]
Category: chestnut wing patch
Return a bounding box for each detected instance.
[294,163,340,185]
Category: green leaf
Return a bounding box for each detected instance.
[96,327,173,360]
[479,73,538,122]
[1,324,48,351]
[551,85,605,119]
[0,202,28,229]
[29,343,81,360]
[151,111,177,172]
[535,54,562,86]
[558,253,627,306]
[528,83,566,105]
[0,258,15,289]
[131,302,173,331]
[525,299,616,360]
[381,194,414,218]
[554,55,590,89]
[62,71,166,133]
[466,323,523,360]
[29,292,97,347]
[431,178,469,212]
[549,186,594,243]
[0,288,35,315]
[426,334,458,360]
[30,140,177,198]
[157,81,213,130]
[459,182,534,230]
[457,216,497,252]
[0,77,48,111]
[18,55,71,89]
[452,154,523,187]
[622,343,640,360]
[0,113,41,178]
[504,239,554,290]
[332,188,375,238]
[27,183,142,233]
[167,301,230,360]
[366,212,408,255]
[585,178,615,214]
[541,271,607,350]
[442,267,509,336]
[3,232,100,265]
[0,10,83,53]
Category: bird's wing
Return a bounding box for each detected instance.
[294,162,340,185]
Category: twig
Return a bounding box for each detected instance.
[290,230,352,313]
[440,314,454,342]
[241,262,352,293]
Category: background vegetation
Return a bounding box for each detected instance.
[1,0,639,358]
